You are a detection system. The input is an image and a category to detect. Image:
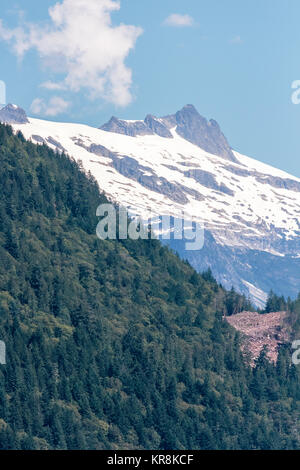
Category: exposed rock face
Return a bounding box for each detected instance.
[226,311,288,364]
[166,105,237,162]
[32,135,45,144]
[100,104,237,162]
[32,134,65,152]
[184,168,235,196]
[144,114,173,138]
[160,113,178,129]
[223,164,300,192]
[0,104,29,124]
[100,116,153,137]
[100,115,174,139]
[73,139,203,204]
[46,136,65,152]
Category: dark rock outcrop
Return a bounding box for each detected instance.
[223,164,300,192]
[32,135,45,144]
[163,105,238,162]
[184,168,235,196]
[46,137,66,152]
[100,116,153,137]
[144,115,173,138]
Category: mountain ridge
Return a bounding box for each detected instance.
[100,104,238,162]
[2,103,300,306]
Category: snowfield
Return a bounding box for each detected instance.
[11,116,300,253]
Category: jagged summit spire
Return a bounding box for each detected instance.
[181,103,198,111]
[170,104,237,162]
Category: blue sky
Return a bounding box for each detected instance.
[0,0,300,177]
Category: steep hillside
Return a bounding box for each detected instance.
[4,104,300,306]
[0,123,299,450]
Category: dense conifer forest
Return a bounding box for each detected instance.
[0,123,299,449]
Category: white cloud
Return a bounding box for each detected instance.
[40,81,66,91]
[0,0,143,107]
[164,14,194,28]
[30,96,70,116]
[0,20,29,56]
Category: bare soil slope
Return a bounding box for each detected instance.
[226,311,288,363]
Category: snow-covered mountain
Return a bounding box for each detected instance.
[2,103,300,307]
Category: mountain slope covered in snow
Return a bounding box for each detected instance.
[2,104,300,306]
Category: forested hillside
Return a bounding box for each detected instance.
[0,123,299,450]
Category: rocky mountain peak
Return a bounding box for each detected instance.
[172,105,237,162]
[100,104,237,162]
[176,103,203,118]
[100,115,153,137]
[144,114,173,138]
[0,104,29,124]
